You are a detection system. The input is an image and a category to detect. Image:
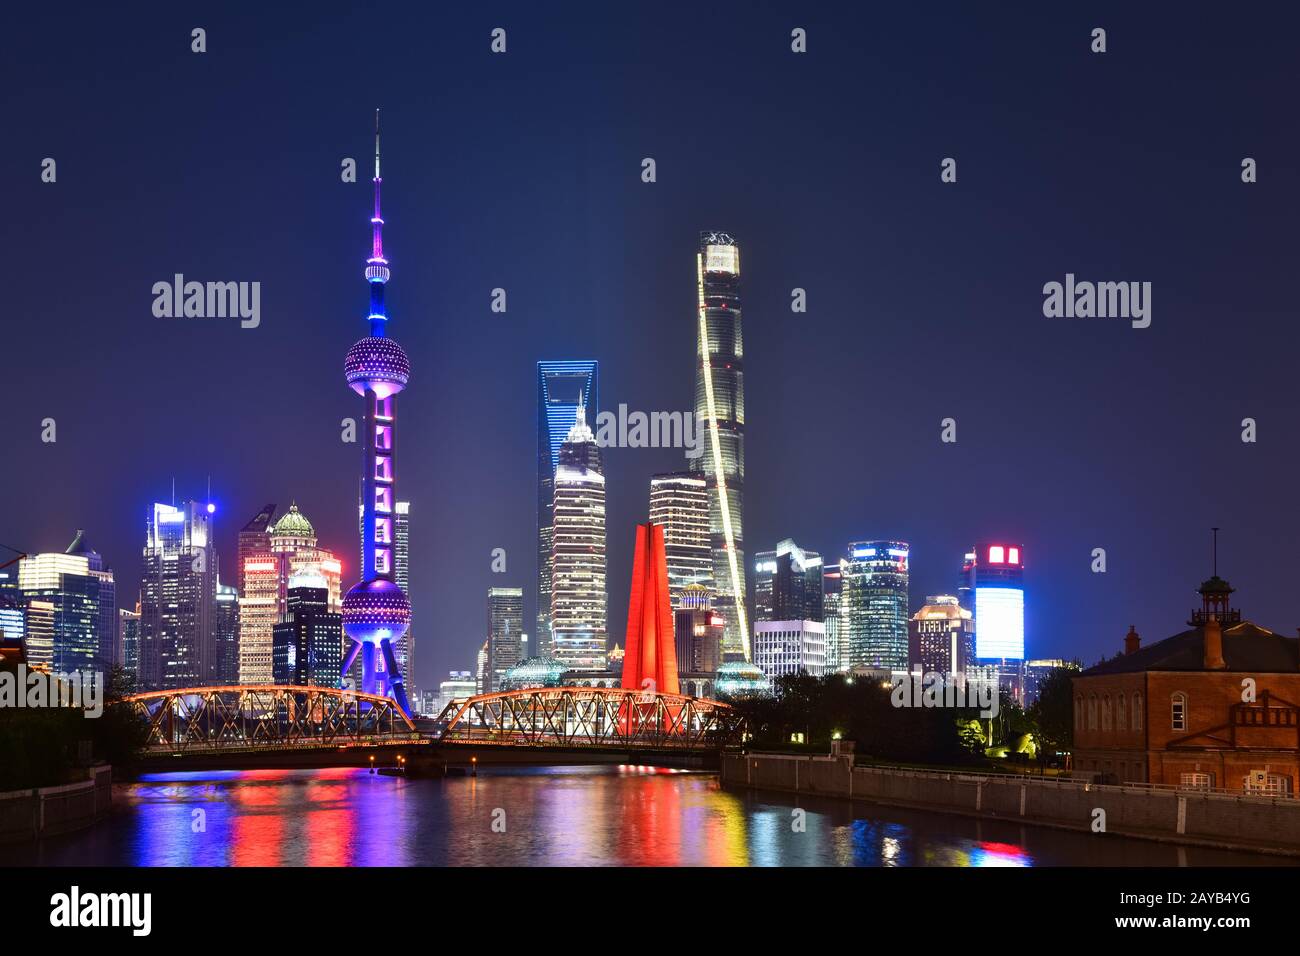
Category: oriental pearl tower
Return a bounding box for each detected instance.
[340,111,412,715]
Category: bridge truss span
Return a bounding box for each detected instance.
[431,686,745,750]
[125,685,419,754]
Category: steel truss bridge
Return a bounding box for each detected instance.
[429,687,745,750]
[125,685,420,754]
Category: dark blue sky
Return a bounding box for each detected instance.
[5,2,1299,691]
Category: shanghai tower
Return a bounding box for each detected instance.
[690,232,748,661]
[339,112,412,715]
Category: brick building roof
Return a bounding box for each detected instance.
[1081,622,1298,676]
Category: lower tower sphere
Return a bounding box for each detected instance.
[341,578,411,644]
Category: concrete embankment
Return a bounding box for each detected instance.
[721,753,1300,856]
[0,766,113,844]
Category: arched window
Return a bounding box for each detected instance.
[1101,694,1112,731]
[1075,696,1084,731]
[1133,693,1143,730]
[1116,693,1127,731]
[1171,692,1187,732]
[1088,694,1098,730]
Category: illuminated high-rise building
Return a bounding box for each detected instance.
[18,531,116,673]
[690,232,747,660]
[961,543,1026,662]
[236,504,277,596]
[139,501,217,689]
[550,398,607,671]
[486,587,524,693]
[23,600,55,669]
[823,560,845,672]
[673,584,725,676]
[394,501,412,690]
[648,473,713,607]
[118,605,141,684]
[909,595,974,674]
[842,540,910,671]
[537,360,598,657]
[754,539,823,624]
[213,580,239,685]
[238,504,341,685]
[339,112,413,714]
[272,574,343,687]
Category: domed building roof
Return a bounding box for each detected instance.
[271,503,315,540]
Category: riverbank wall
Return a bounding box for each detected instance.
[0,765,113,844]
[721,752,1300,856]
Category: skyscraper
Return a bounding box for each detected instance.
[340,112,413,713]
[962,542,1026,662]
[18,531,115,673]
[673,584,725,676]
[909,595,974,674]
[272,574,343,687]
[823,560,845,672]
[239,504,341,685]
[139,501,217,689]
[118,605,140,684]
[648,473,713,607]
[486,587,524,693]
[394,500,412,691]
[753,539,823,624]
[550,398,607,672]
[842,541,910,671]
[537,360,598,657]
[214,580,239,685]
[690,232,747,660]
[237,504,277,597]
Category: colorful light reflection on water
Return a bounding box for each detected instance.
[1,765,1289,867]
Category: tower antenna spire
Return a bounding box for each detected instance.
[374,108,381,180]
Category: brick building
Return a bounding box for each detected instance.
[1072,575,1300,793]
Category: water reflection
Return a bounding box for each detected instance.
[1,765,1292,867]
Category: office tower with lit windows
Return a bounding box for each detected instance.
[239,504,341,685]
[486,587,524,693]
[272,575,343,687]
[962,542,1027,700]
[842,541,910,671]
[648,473,713,607]
[338,112,414,714]
[550,398,607,671]
[537,360,598,657]
[754,539,823,624]
[394,501,412,690]
[690,232,747,660]
[139,501,217,689]
[18,532,116,673]
[823,560,845,672]
[909,595,974,674]
[237,504,277,596]
[754,620,826,680]
[214,580,239,685]
[118,606,141,683]
[0,571,25,655]
[23,600,55,668]
[475,640,489,695]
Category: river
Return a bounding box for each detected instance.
[2,765,1291,866]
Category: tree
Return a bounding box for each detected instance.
[1028,667,1076,773]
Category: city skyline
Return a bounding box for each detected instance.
[5,4,1299,694]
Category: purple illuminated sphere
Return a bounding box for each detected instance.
[345,336,410,398]
[341,578,411,644]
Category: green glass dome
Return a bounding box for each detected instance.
[271,503,315,539]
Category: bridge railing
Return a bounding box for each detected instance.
[125,685,418,752]
[431,686,746,750]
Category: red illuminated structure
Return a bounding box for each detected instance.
[621,523,680,697]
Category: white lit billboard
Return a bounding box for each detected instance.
[704,244,739,275]
[975,586,1024,660]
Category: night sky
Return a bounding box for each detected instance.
[5,2,1299,692]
